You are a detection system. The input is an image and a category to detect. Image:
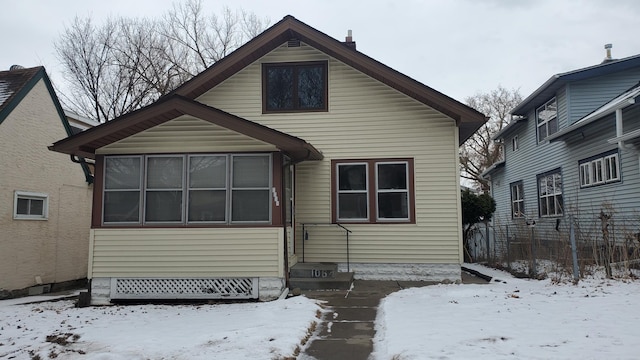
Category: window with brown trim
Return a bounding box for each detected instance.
[263,61,328,112]
[102,154,273,226]
[331,159,415,224]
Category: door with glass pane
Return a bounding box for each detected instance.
[284,162,296,262]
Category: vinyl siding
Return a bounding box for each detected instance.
[199,42,462,264]
[90,228,283,278]
[491,69,640,238]
[567,68,640,124]
[97,115,278,155]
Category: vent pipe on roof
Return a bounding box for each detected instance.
[9,64,24,71]
[603,44,613,63]
[344,30,356,50]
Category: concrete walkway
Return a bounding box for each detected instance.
[299,271,488,360]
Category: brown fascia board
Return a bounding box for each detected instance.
[49,95,323,162]
[172,15,486,143]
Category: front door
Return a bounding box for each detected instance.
[284,162,297,265]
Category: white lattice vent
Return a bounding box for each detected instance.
[111,278,257,299]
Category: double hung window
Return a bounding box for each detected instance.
[536,98,558,142]
[537,170,563,217]
[333,159,413,223]
[510,182,524,218]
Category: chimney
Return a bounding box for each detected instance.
[603,43,613,63]
[344,29,356,50]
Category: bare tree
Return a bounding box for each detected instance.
[460,85,523,191]
[54,0,269,123]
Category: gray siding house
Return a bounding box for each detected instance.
[484,49,640,249]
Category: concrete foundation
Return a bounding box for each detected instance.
[338,263,461,283]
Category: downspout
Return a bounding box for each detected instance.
[70,155,95,184]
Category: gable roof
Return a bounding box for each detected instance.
[50,15,486,161]
[50,95,323,162]
[0,66,93,183]
[169,15,486,143]
[511,54,640,116]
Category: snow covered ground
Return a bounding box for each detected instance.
[371,264,640,360]
[0,296,320,359]
[2,265,639,359]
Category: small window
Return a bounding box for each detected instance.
[14,191,48,220]
[512,136,519,151]
[510,182,524,218]
[536,98,558,142]
[579,151,620,188]
[537,169,563,217]
[263,61,328,112]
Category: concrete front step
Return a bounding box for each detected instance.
[289,262,338,279]
[289,272,354,290]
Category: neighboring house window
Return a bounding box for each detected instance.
[579,150,620,188]
[13,191,48,220]
[537,169,563,217]
[103,154,271,225]
[332,159,414,223]
[263,61,328,112]
[512,135,519,151]
[510,181,524,218]
[536,98,558,142]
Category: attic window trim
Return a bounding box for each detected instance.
[262,61,328,114]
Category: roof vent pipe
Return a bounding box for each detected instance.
[604,43,613,62]
[9,65,24,71]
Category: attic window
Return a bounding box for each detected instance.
[263,61,328,113]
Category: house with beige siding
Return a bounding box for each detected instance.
[0,66,93,298]
[50,16,486,304]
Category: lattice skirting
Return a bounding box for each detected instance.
[110,278,258,299]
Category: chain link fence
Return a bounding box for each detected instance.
[467,213,640,280]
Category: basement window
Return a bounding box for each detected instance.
[14,191,48,220]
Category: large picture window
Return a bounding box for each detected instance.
[536,98,558,142]
[263,61,327,112]
[537,169,563,217]
[103,154,272,225]
[579,150,620,188]
[333,159,414,223]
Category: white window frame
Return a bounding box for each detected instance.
[13,191,49,220]
[512,135,519,151]
[579,151,620,188]
[375,161,410,221]
[510,182,524,218]
[336,162,369,222]
[536,98,558,142]
[538,170,563,217]
[604,153,620,182]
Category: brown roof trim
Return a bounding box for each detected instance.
[49,95,323,162]
[170,15,486,143]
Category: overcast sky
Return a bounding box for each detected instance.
[2,0,639,103]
